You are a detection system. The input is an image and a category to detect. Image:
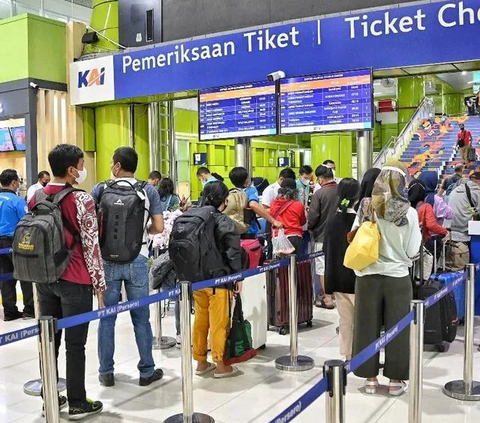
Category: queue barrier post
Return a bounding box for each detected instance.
[152,289,176,350]
[39,316,60,422]
[23,285,66,397]
[443,264,480,400]
[275,254,315,371]
[408,300,425,423]
[324,360,346,423]
[164,281,214,423]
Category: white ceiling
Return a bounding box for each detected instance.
[436,71,474,91]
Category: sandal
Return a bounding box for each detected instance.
[214,366,240,379]
[389,381,407,396]
[365,379,378,395]
[315,297,335,310]
[195,362,216,376]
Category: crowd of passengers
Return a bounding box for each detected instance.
[0,143,478,419]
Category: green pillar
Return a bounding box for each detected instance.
[95,105,130,181]
[311,133,352,178]
[397,76,425,132]
[443,93,464,116]
[84,0,119,54]
[134,105,150,181]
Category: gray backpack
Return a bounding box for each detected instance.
[12,187,81,283]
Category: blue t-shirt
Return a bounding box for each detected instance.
[245,186,260,235]
[0,190,27,237]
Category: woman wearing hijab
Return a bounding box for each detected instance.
[417,171,454,225]
[352,160,422,397]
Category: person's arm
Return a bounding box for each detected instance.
[422,204,448,237]
[74,192,106,301]
[249,200,282,228]
[16,198,27,220]
[307,191,321,231]
[261,186,273,209]
[406,209,422,258]
[435,195,454,220]
[146,185,165,234]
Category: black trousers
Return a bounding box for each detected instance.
[0,237,34,318]
[37,281,93,407]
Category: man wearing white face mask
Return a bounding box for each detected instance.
[28,144,105,419]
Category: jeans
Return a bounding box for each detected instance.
[98,255,155,378]
[36,281,93,407]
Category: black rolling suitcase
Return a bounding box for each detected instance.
[417,236,459,352]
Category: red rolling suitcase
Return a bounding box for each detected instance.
[266,259,314,335]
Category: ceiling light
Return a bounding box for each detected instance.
[468,81,475,84]
[462,71,467,75]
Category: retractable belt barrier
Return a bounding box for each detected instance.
[0,248,473,422]
[270,270,467,423]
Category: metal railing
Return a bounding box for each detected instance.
[373,97,435,168]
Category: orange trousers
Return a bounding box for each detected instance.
[192,288,232,364]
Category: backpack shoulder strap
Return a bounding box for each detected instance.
[466,184,476,209]
[52,187,83,204]
[52,187,82,242]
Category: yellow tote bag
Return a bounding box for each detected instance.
[343,221,380,271]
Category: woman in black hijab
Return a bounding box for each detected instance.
[355,168,381,211]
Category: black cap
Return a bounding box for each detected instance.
[470,172,480,180]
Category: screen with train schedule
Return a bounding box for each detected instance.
[199,81,277,141]
[280,69,373,134]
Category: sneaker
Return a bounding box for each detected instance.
[139,369,164,387]
[99,373,115,387]
[176,334,181,349]
[22,312,35,320]
[4,311,23,321]
[42,395,68,416]
[69,399,103,421]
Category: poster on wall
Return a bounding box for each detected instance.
[199,80,277,141]
[280,68,373,134]
[0,129,14,152]
[10,127,26,151]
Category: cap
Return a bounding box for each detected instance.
[470,172,480,180]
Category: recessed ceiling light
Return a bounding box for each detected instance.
[462,71,467,75]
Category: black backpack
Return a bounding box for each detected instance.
[169,206,225,282]
[97,180,148,263]
[12,187,81,283]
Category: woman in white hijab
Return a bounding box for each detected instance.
[352,160,422,397]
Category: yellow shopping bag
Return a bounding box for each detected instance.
[343,221,380,271]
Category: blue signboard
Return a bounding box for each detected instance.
[199,81,277,140]
[280,69,373,134]
[71,1,480,105]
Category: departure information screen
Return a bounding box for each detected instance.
[280,69,373,134]
[199,81,277,141]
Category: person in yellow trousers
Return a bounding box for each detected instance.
[193,181,243,378]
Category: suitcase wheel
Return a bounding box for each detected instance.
[435,343,446,353]
[279,327,288,336]
[258,344,266,350]
[306,320,313,328]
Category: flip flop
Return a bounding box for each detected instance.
[195,363,216,376]
[214,366,240,379]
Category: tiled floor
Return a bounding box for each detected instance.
[0,300,479,423]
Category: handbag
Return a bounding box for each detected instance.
[343,217,380,271]
[413,247,434,281]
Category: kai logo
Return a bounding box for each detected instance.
[18,233,34,252]
[78,67,106,88]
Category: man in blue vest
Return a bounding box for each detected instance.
[0,169,33,321]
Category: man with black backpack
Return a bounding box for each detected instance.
[91,147,165,388]
[19,144,105,420]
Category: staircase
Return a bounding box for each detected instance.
[400,116,480,179]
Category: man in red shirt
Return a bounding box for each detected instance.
[458,123,473,164]
[29,144,105,420]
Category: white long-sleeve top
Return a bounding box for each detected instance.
[354,207,422,278]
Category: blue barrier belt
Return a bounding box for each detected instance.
[272,270,469,422]
[0,248,12,256]
[0,325,39,347]
[58,258,291,331]
[269,378,328,423]
[0,272,13,281]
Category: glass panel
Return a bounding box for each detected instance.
[177,161,189,182]
[0,0,11,19]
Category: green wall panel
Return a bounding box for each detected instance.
[83,108,96,152]
[398,76,425,131]
[134,105,150,181]
[311,133,352,178]
[95,104,130,182]
[0,16,28,83]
